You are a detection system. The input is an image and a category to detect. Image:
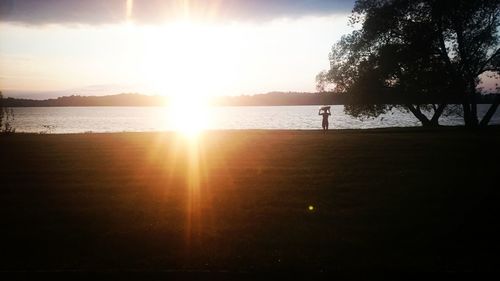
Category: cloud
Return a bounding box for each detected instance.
[0,0,354,25]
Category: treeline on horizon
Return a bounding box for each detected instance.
[2,92,499,107]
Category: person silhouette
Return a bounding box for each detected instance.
[318,106,331,133]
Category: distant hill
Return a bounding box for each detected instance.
[2,93,168,107]
[2,91,499,107]
[212,92,338,106]
[2,92,336,107]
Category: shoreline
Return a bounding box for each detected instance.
[6,124,500,135]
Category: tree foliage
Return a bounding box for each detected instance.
[318,0,500,127]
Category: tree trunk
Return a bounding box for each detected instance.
[406,104,441,127]
[468,79,479,127]
[479,97,500,127]
[470,100,479,127]
[430,104,447,125]
[463,98,480,128]
[463,102,472,127]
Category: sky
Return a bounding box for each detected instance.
[0,0,356,99]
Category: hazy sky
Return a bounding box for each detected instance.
[0,0,355,99]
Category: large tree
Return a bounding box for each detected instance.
[318,0,500,127]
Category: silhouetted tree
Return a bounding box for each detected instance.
[318,0,500,127]
[0,92,15,134]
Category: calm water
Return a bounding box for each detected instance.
[9,105,500,134]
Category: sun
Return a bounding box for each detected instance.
[167,94,211,136]
[135,20,239,135]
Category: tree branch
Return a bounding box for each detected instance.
[478,47,500,76]
[437,23,455,76]
[477,67,500,76]
[480,96,500,127]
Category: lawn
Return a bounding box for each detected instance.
[1,128,499,275]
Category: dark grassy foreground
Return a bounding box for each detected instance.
[1,128,500,278]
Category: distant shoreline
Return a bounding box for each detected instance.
[3,92,499,107]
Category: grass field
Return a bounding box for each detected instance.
[1,128,499,275]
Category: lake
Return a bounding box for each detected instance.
[8,105,500,134]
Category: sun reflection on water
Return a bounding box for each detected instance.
[167,95,212,137]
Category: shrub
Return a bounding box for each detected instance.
[0,92,16,134]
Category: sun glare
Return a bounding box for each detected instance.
[168,94,211,136]
[135,20,236,135]
[139,20,239,97]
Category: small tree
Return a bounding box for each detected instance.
[0,92,15,134]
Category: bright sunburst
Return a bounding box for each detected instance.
[167,94,212,136]
[139,20,239,95]
[137,20,234,135]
